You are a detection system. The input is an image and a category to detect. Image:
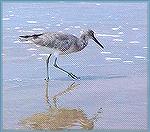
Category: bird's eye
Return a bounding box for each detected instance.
[89,30,94,34]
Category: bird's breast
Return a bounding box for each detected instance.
[76,41,88,52]
[59,44,77,55]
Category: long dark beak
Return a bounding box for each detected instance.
[92,36,104,49]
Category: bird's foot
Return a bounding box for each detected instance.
[44,77,49,82]
[68,73,80,80]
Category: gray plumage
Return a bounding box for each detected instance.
[19,29,104,80]
[19,29,104,55]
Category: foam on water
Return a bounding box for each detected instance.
[3,18,10,21]
[134,56,146,59]
[113,39,123,42]
[105,57,122,61]
[112,26,121,31]
[96,34,120,38]
[4,78,23,83]
[14,27,20,30]
[56,24,61,26]
[12,78,22,82]
[39,54,49,56]
[143,47,148,49]
[32,28,44,31]
[13,40,32,44]
[27,21,37,24]
[123,60,133,63]
[37,57,43,60]
[9,14,14,17]
[118,32,124,35]
[64,28,70,30]
[17,30,35,33]
[6,28,10,30]
[22,30,35,33]
[74,26,81,29]
[132,28,139,31]
[27,48,37,51]
[101,51,112,54]
[129,41,140,44]
[13,40,21,44]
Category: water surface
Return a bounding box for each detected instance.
[3,2,147,130]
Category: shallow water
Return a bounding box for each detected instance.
[3,2,147,130]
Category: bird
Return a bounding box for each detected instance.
[19,29,104,80]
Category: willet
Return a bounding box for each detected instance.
[19,29,104,80]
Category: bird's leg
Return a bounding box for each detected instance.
[45,54,52,81]
[45,79,51,108]
[54,57,80,79]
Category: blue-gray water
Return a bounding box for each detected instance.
[3,2,147,130]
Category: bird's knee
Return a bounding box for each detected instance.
[46,60,49,64]
[54,63,58,68]
[46,58,50,64]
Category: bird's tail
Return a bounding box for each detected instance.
[19,35,33,42]
[19,33,43,42]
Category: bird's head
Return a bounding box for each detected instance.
[84,29,104,49]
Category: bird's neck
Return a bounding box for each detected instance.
[77,34,89,51]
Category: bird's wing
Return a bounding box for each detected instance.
[32,33,78,51]
[19,32,78,52]
[30,33,56,47]
[55,34,78,52]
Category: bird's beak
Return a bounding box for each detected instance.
[92,36,104,49]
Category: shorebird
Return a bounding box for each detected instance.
[19,29,104,80]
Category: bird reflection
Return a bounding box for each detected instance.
[20,80,102,130]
